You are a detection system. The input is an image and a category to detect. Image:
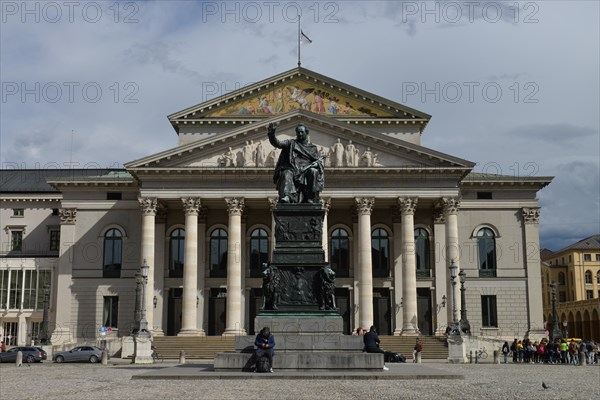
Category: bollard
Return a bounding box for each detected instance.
[579,351,586,366]
[15,351,23,367]
[101,350,108,365]
[493,350,499,364]
[469,351,473,364]
[179,350,186,364]
[475,351,479,364]
[416,352,422,364]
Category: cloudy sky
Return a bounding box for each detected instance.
[1,1,598,251]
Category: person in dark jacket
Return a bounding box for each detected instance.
[255,326,275,372]
[363,326,389,370]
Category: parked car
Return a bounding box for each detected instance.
[0,346,45,363]
[34,347,48,360]
[53,346,104,363]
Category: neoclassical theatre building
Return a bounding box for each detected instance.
[0,68,553,346]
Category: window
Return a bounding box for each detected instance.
[8,270,23,309]
[597,271,600,284]
[169,228,185,278]
[330,228,349,278]
[568,255,572,263]
[586,290,594,300]
[12,209,24,217]
[415,228,430,277]
[103,229,122,278]
[22,270,37,309]
[106,192,122,200]
[481,295,497,327]
[103,296,119,328]
[249,229,269,277]
[585,270,593,284]
[35,271,51,310]
[558,272,566,285]
[583,254,591,262]
[52,209,59,216]
[371,228,389,277]
[11,231,23,251]
[559,291,567,303]
[596,254,600,261]
[477,228,497,277]
[561,257,565,265]
[477,192,493,199]
[210,229,228,277]
[49,230,60,251]
[0,270,8,309]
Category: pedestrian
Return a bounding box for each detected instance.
[413,338,423,363]
[0,340,6,352]
[501,341,510,364]
[363,326,389,371]
[254,326,275,372]
[510,339,518,363]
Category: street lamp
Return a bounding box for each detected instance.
[562,319,568,339]
[458,270,470,335]
[136,260,150,338]
[38,284,51,345]
[448,260,460,335]
[549,283,562,341]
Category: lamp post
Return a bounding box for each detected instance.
[549,283,562,341]
[562,319,568,339]
[448,260,459,335]
[38,284,51,345]
[137,260,150,338]
[132,260,152,364]
[458,270,470,335]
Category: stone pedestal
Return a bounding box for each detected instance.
[132,336,154,364]
[447,334,468,364]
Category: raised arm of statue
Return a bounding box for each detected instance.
[267,123,284,149]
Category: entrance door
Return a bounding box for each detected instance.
[167,288,182,336]
[335,288,351,334]
[208,289,227,336]
[373,288,391,335]
[417,288,433,335]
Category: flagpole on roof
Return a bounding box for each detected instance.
[297,13,301,67]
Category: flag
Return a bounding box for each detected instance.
[300,30,312,44]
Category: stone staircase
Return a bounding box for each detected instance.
[379,336,448,359]
[152,335,448,360]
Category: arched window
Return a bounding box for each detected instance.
[477,228,496,277]
[103,228,122,278]
[210,228,228,277]
[330,228,349,278]
[372,228,390,277]
[249,228,269,277]
[585,270,593,284]
[558,272,566,285]
[415,228,430,277]
[169,228,185,278]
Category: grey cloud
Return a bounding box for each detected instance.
[508,123,598,142]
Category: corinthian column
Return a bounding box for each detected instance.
[399,197,419,335]
[223,198,246,336]
[355,197,374,330]
[138,197,157,333]
[179,197,201,336]
[441,197,461,321]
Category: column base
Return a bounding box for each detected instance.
[151,329,165,337]
[177,328,205,337]
[132,336,154,364]
[393,329,403,336]
[222,328,247,337]
[401,326,420,336]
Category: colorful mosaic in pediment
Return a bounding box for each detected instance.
[209,79,394,117]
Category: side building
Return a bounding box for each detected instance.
[1,67,552,347]
[541,235,600,341]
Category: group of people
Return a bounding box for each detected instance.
[501,338,598,365]
[356,326,420,366]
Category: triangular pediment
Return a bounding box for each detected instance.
[127,110,472,172]
[167,67,431,131]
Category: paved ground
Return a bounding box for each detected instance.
[1,360,598,400]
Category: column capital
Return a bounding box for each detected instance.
[522,207,540,224]
[398,197,418,215]
[440,197,461,215]
[59,208,77,225]
[181,197,202,216]
[139,197,158,216]
[225,197,245,216]
[432,208,446,224]
[355,197,374,215]
[320,197,332,215]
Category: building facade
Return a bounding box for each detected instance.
[541,235,600,341]
[1,68,552,346]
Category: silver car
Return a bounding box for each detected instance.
[53,346,104,363]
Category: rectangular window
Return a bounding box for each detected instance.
[103,296,119,328]
[476,192,493,199]
[12,209,24,217]
[11,231,23,251]
[22,270,37,309]
[481,295,497,327]
[8,270,23,309]
[586,290,594,300]
[0,270,8,309]
[596,254,600,261]
[49,230,60,251]
[583,254,591,261]
[30,322,41,343]
[561,257,565,265]
[106,192,122,200]
[36,271,52,309]
[568,255,572,263]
